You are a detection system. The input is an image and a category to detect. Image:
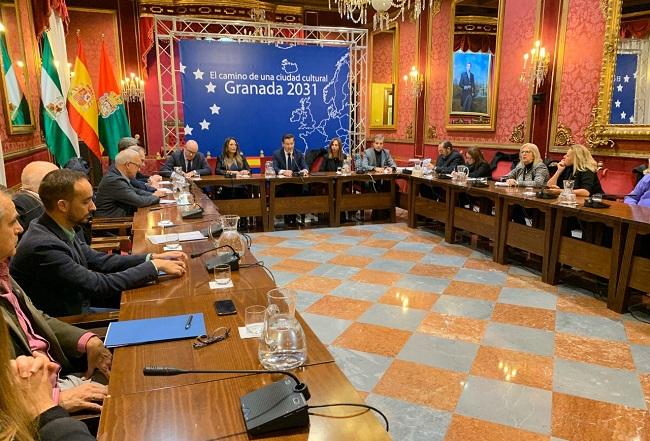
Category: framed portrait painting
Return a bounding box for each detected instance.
[447,50,495,129]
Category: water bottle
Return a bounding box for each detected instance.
[260,149,265,157]
[342,156,351,175]
[264,160,276,178]
[354,153,362,172]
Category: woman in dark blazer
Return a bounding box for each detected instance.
[320,137,345,172]
[215,137,251,200]
[464,147,492,178]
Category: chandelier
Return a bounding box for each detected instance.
[403,65,423,97]
[121,73,145,102]
[520,40,549,91]
[330,0,435,30]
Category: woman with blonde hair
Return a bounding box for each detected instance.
[505,143,549,187]
[547,144,603,196]
[0,319,94,441]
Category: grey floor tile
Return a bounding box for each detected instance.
[324,234,364,245]
[359,304,427,332]
[272,270,302,286]
[456,375,552,435]
[370,232,409,241]
[454,268,507,286]
[508,266,542,277]
[347,246,389,258]
[257,255,282,267]
[420,253,467,267]
[330,281,389,301]
[398,333,478,372]
[553,358,646,409]
[482,323,554,356]
[328,346,392,392]
[557,284,597,297]
[295,290,323,311]
[367,259,416,274]
[291,249,338,263]
[631,344,650,373]
[555,311,626,341]
[264,230,299,238]
[300,312,351,345]
[395,274,450,293]
[394,241,436,253]
[432,295,495,320]
[498,288,558,310]
[365,394,452,441]
[309,263,360,279]
[280,239,317,249]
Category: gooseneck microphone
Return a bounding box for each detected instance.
[190,244,238,259]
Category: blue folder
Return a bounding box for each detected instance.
[104,313,207,348]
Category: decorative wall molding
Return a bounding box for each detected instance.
[554,123,575,146]
[426,124,437,141]
[405,121,414,139]
[584,106,615,149]
[509,121,525,144]
[139,0,303,23]
[431,0,442,18]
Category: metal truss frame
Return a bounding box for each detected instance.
[153,15,368,155]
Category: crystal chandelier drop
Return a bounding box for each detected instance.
[330,0,435,30]
[520,40,550,91]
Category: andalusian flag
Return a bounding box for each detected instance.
[67,34,103,159]
[0,28,30,125]
[40,32,79,166]
[97,39,130,160]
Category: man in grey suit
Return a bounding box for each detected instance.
[94,149,165,218]
[361,134,397,171]
[159,140,212,178]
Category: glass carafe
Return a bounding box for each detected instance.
[216,214,247,256]
[176,182,193,206]
[560,180,577,205]
[342,157,351,175]
[258,288,307,370]
[264,161,276,178]
[456,165,469,184]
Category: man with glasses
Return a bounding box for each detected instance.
[160,140,212,178]
[95,149,165,218]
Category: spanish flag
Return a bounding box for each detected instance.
[67,33,103,158]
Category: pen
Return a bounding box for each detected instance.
[184,315,193,330]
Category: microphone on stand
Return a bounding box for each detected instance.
[143,365,310,435]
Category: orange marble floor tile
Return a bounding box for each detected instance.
[554,333,635,370]
[363,239,399,249]
[403,233,442,244]
[312,242,351,254]
[552,392,650,441]
[357,391,369,401]
[372,359,466,411]
[640,374,650,409]
[328,254,374,268]
[491,304,556,331]
[444,280,502,301]
[270,258,322,274]
[305,295,372,321]
[625,320,650,345]
[433,244,474,257]
[285,275,341,294]
[408,263,459,278]
[256,246,301,258]
[340,228,374,237]
[417,312,487,344]
[445,414,549,441]
[350,269,402,285]
[332,322,412,357]
[505,275,558,294]
[470,346,553,390]
[463,258,510,272]
[383,223,412,234]
[382,249,426,261]
[378,287,439,310]
[251,235,286,246]
[556,294,621,320]
[296,232,331,242]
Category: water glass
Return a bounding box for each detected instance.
[164,233,180,250]
[592,193,603,203]
[245,305,266,336]
[213,264,231,285]
[523,186,535,196]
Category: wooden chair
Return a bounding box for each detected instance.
[90,216,133,237]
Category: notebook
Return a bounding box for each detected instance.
[104,313,206,348]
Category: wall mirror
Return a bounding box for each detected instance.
[446,0,504,131]
[370,23,398,130]
[0,0,33,134]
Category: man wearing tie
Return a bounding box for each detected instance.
[271,134,308,226]
[459,62,475,112]
[160,140,212,178]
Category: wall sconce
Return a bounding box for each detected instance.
[403,66,423,97]
[520,40,549,91]
[121,72,144,103]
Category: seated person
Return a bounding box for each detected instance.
[625,174,650,207]
[460,147,491,178]
[429,140,464,174]
[0,188,110,417]
[10,169,187,316]
[360,134,396,171]
[159,140,211,178]
[118,137,162,192]
[272,134,308,226]
[215,137,251,199]
[95,149,165,218]
[320,137,345,172]
[547,144,603,196]
[13,161,59,236]
[505,143,549,187]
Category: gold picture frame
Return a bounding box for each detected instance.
[369,22,399,130]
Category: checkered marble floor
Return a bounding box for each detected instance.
[249,220,650,441]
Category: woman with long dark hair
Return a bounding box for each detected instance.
[320,138,345,172]
[215,137,251,200]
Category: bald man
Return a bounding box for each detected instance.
[95,149,164,218]
[13,161,59,235]
[159,140,211,178]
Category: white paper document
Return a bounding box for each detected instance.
[159,199,176,204]
[147,231,206,244]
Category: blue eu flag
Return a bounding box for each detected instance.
[609,53,638,125]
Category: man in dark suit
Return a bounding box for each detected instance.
[13,161,58,237]
[94,149,164,218]
[118,137,163,193]
[159,140,212,178]
[271,134,308,226]
[433,140,465,174]
[459,62,475,112]
[10,169,188,316]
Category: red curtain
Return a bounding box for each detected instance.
[140,17,155,80]
[454,34,495,54]
[620,19,650,39]
[31,0,69,39]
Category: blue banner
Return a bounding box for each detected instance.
[609,53,637,125]
[179,40,350,157]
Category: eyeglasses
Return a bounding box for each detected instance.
[127,161,143,169]
[192,327,231,349]
[520,151,532,155]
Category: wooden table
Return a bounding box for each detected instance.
[334,173,397,226]
[408,176,450,229]
[614,212,650,311]
[447,181,502,245]
[268,174,336,231]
